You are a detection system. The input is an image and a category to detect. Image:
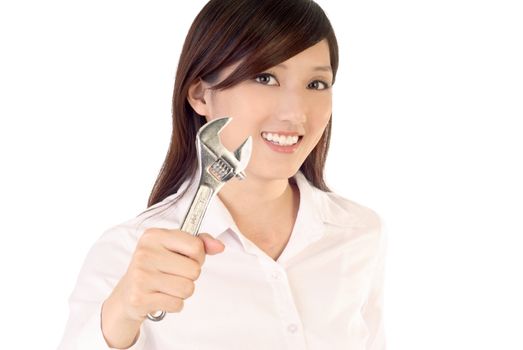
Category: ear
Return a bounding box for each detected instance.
[187,78,210,116]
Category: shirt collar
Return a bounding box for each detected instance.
[171,172,242,239]
[275,171,326,263]
[172,171,329,262]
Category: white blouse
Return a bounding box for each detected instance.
[58,171,387,350]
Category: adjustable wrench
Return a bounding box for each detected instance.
[147,116,252,321]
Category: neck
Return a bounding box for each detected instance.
[218,173,289,213]
[217,173,299,240]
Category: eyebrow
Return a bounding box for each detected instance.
[276,63,332,72]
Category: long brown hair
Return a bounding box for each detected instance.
[143,0,338,217]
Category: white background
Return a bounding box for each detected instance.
[1,0,522,348]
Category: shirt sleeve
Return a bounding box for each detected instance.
[361,215,388,350]
[57,224,148,350]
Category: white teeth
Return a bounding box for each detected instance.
[261,132,300,146]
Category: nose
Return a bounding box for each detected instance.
[274,87,307,124]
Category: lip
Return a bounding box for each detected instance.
[261,133,303,154]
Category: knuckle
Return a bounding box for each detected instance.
[190,238,204,257]
[183,281,195,298]
[128,272,146,291]
[140,228,163,244]
[140,228,155,241]
[132,270,148,287]
[168,298,184,313]
[144,227,164,235]
[133,249,149,265]
[128,292,143,308]
[176,299,184,312]
[190,262,202,280]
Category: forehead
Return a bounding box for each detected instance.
[279,39,331,68]
[219,39,331,78]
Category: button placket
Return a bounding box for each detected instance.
[257,257,307,347]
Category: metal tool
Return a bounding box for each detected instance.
[147,116,252,321]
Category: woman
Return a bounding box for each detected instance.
[59,0,387,349]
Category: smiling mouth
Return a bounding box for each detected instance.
[261,132,303,146]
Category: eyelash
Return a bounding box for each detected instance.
[253,72,331,90]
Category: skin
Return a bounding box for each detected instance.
[101,39,333,349]
[102,231,225,348]
[188,39,333,258]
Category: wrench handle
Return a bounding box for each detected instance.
[181,184,215,236]
[147,184,216,322]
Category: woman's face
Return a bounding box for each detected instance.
[189,39,333,181]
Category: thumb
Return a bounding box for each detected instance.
[198,233,225,255]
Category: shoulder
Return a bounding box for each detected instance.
[312,186,386,247]
[317,188,382,231]
[97,192,185,249]
[294,171,384,240]
[318,190,387,259]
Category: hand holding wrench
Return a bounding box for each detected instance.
[147,116,252,321]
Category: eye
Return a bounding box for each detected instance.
[254,73,279,86]
[307,80,330,90]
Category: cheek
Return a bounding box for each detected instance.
[209,90,265,151]
[308,97,332,135]
[210,86,266,119]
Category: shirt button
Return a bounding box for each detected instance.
[271,271,280,280]
[287,323,298,333]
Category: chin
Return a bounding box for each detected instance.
[245,164,301,181]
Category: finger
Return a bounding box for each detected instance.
[150,250,202,280]
[198,233,225,255]
[145,271,196,300]
[143,293,185,316]
[143,228,206,265]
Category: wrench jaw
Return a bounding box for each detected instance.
[197,116,231,153]
[232,136,252,180]
[213,133,252,181]
[196,117,252,184]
